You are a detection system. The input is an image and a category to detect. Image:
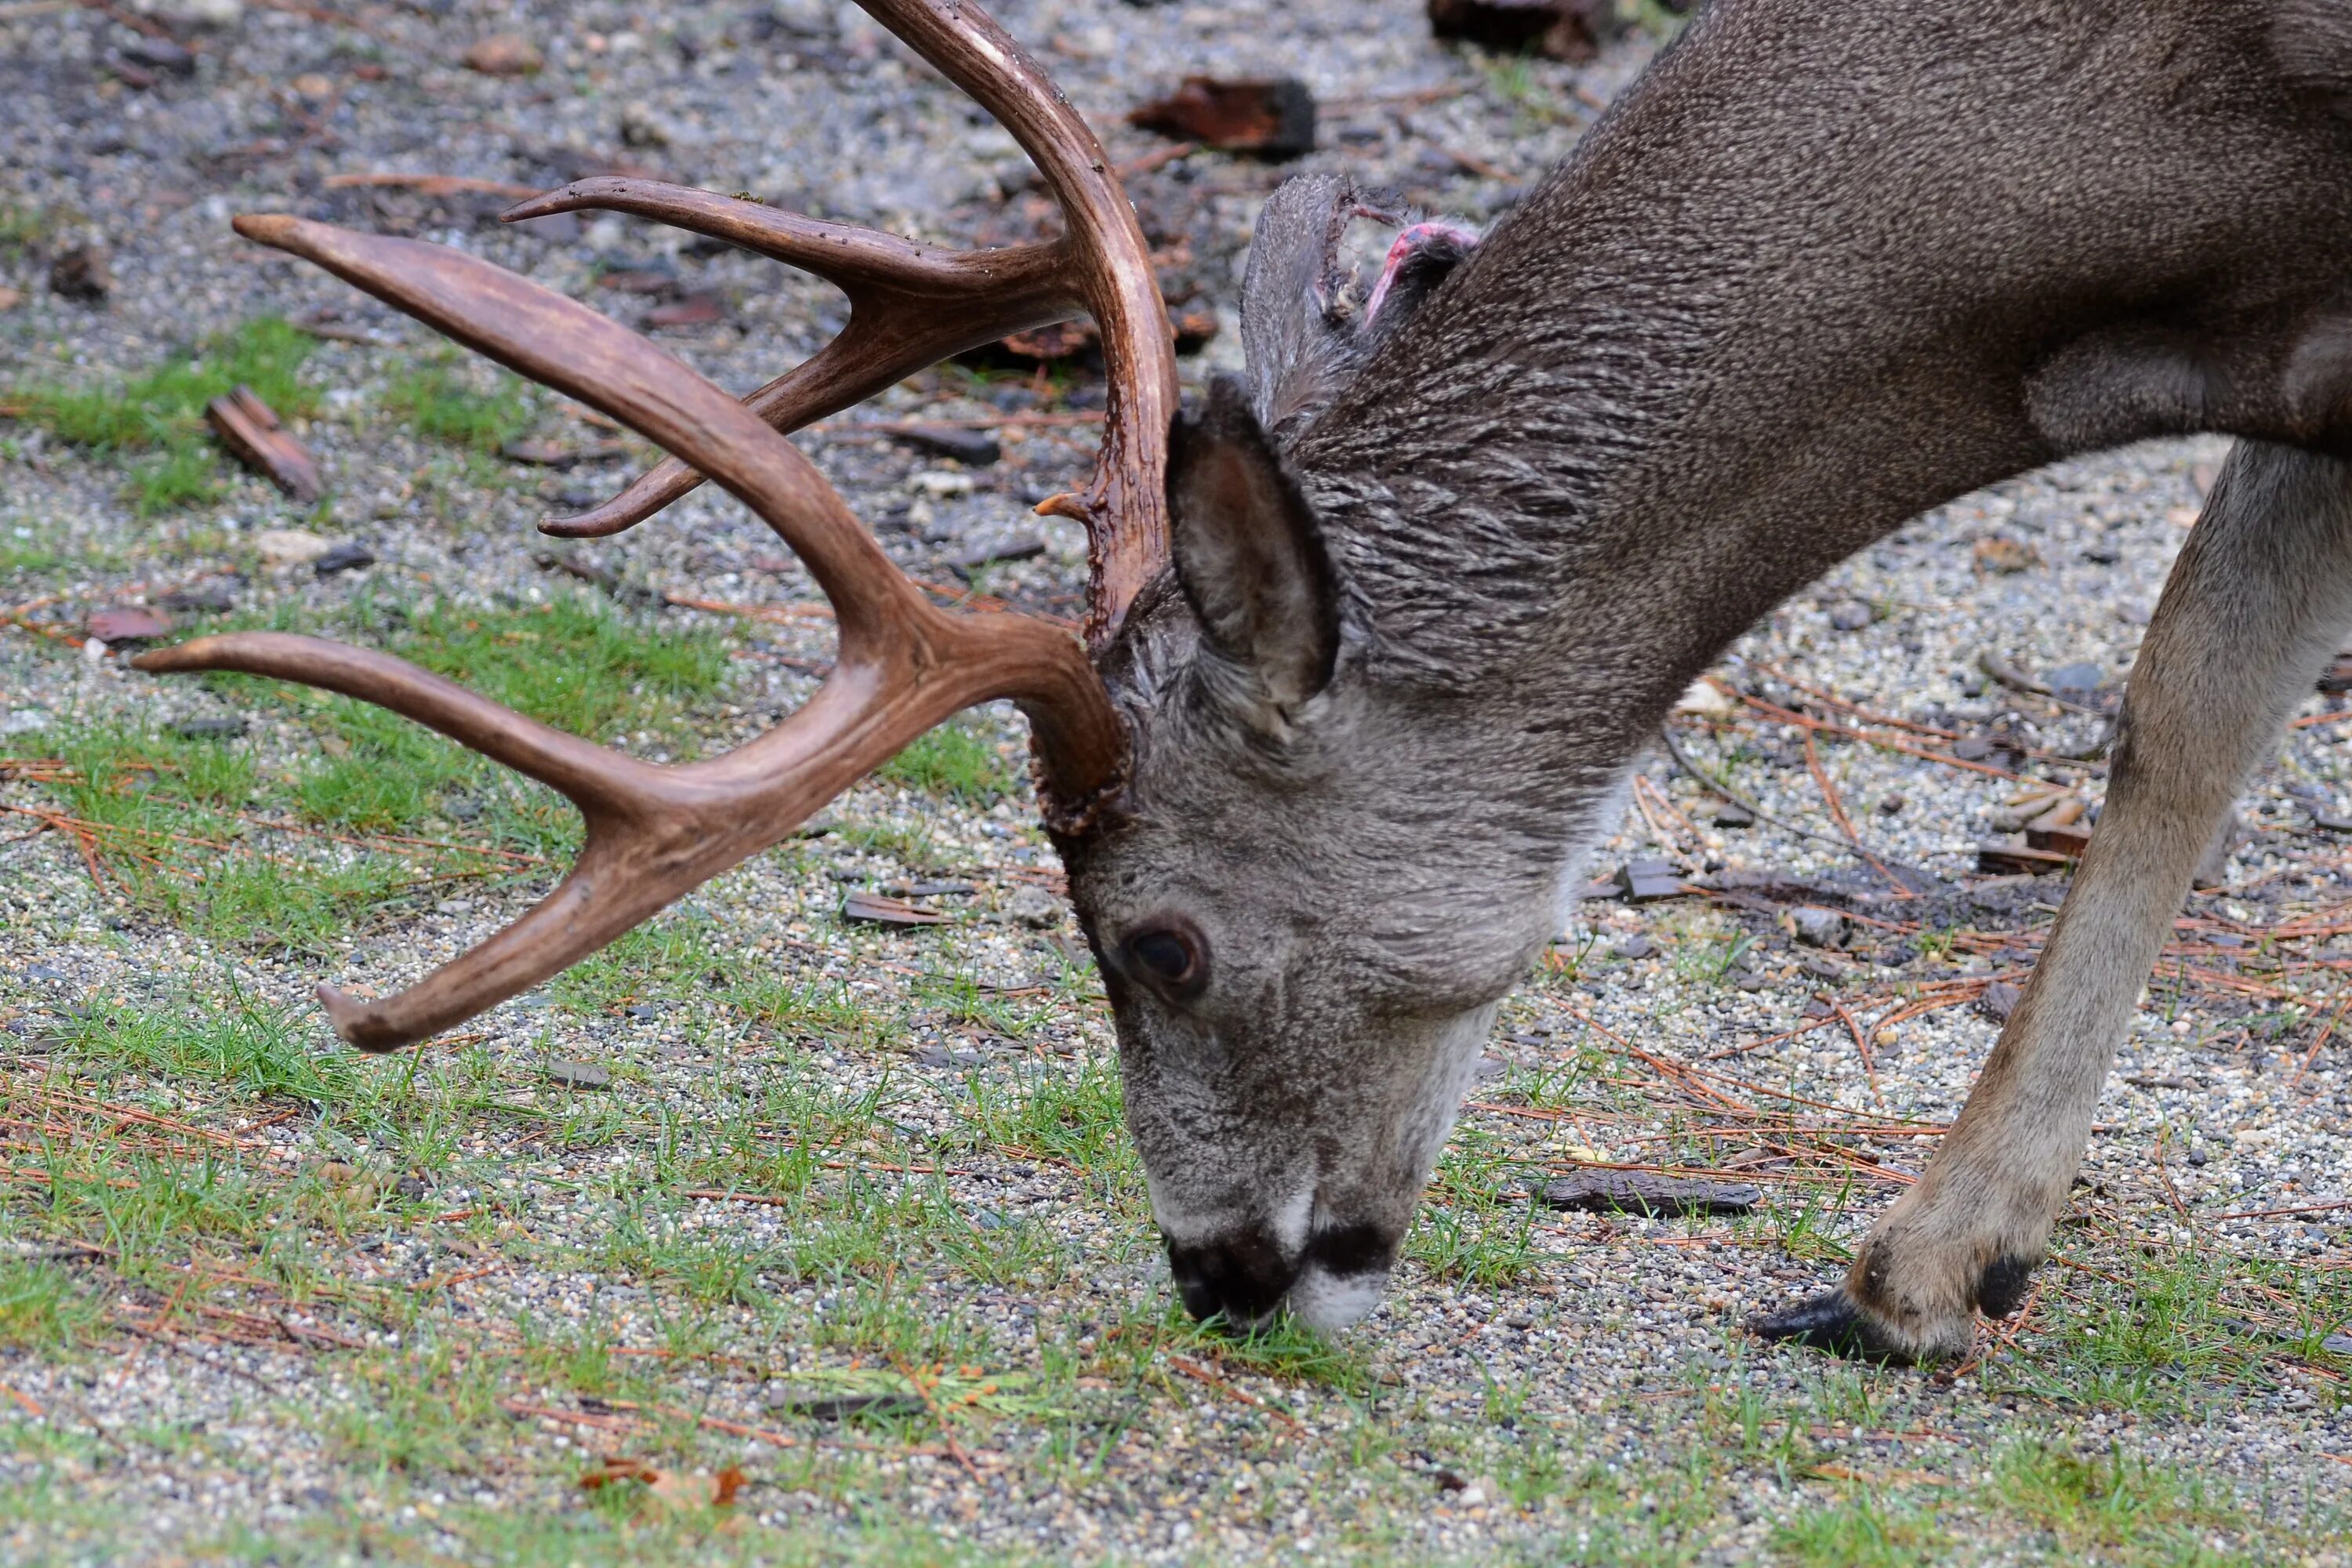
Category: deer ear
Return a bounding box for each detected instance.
[1167,376,1341,717]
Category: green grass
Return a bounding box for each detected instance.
[1774,1490,1951,1566]
[383,354,534,452]
[877,720,1016,805]
[34,592,738,951]
[0,200,50,257]
[0,1258,103,1351]
[5,317,316,513]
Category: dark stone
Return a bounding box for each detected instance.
[1978,980,2023,1021]
[1614,858,1686,902]
[892,425,1001,466]
[314,543,377,577]
[2045,661,2105,695]
[123,36,196,74]
[161,582,238,613]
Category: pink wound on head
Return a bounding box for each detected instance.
[1364,221,1483,323]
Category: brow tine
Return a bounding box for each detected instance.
[132,632,657,815]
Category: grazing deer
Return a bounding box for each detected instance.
[137,0,2352,1363]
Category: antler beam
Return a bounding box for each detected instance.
[131,0,1169,1051]
[136,215,1125,1051]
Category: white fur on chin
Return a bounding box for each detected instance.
[1286,1266,1388,1332]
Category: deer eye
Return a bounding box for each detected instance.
[1123,923,1207,998]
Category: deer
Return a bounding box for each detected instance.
[129,0,2352,1364]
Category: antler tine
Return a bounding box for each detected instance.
[522,0,1176,645]
[852,0,1178,645]
[503,178,1081,540]
[228,214,913,634]
[135,214,1126,1051]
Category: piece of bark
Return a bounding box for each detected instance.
[1428,0,1618,63]
[644,292,724,329]
[86,606,170,644]
[1537,1171,1761,1217]
[206,385,323,502]
[1976,840,2074,876]
[1128,76,1316,158]
[841,891,948,927]
[1614,857,1686,902]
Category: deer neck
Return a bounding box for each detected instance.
[1290,0,2352,766]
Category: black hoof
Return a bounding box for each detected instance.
[1749,1288,1918,1367]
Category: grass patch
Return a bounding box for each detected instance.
[877,720,1015,805]
[35,593,736,949]
[0,1258,104,1351]
[383,354,534,452]
[5,317,315,513]
[1773,1490,1950,1566]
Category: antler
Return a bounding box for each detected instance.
[132,0,1174,1051]
[517,0,1177,650]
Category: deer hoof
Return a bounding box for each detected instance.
[1748,1288,1920,1366]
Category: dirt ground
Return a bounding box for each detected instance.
[2,1,2350,1563]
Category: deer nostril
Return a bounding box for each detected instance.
[1164,1228,1298,1327]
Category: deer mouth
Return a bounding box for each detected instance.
[1165,1220,1399,1333]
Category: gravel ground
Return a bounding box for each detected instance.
[4,2,2351,1564]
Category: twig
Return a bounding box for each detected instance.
[321,172,543,199]
[2290,990,2349,1091]
[1657,724,1860,858]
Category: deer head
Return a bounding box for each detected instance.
[138,0,1508,1334]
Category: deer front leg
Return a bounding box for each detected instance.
[1755,441,2352,1363]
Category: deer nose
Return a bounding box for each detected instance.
[1164,1228,1298,1327]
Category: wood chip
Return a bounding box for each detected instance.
[206,386,322,502]
[841,891,948,927]
[1129,76,1316,158]
[1428,0,1617,62]
[1536,1171,1761,1217]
